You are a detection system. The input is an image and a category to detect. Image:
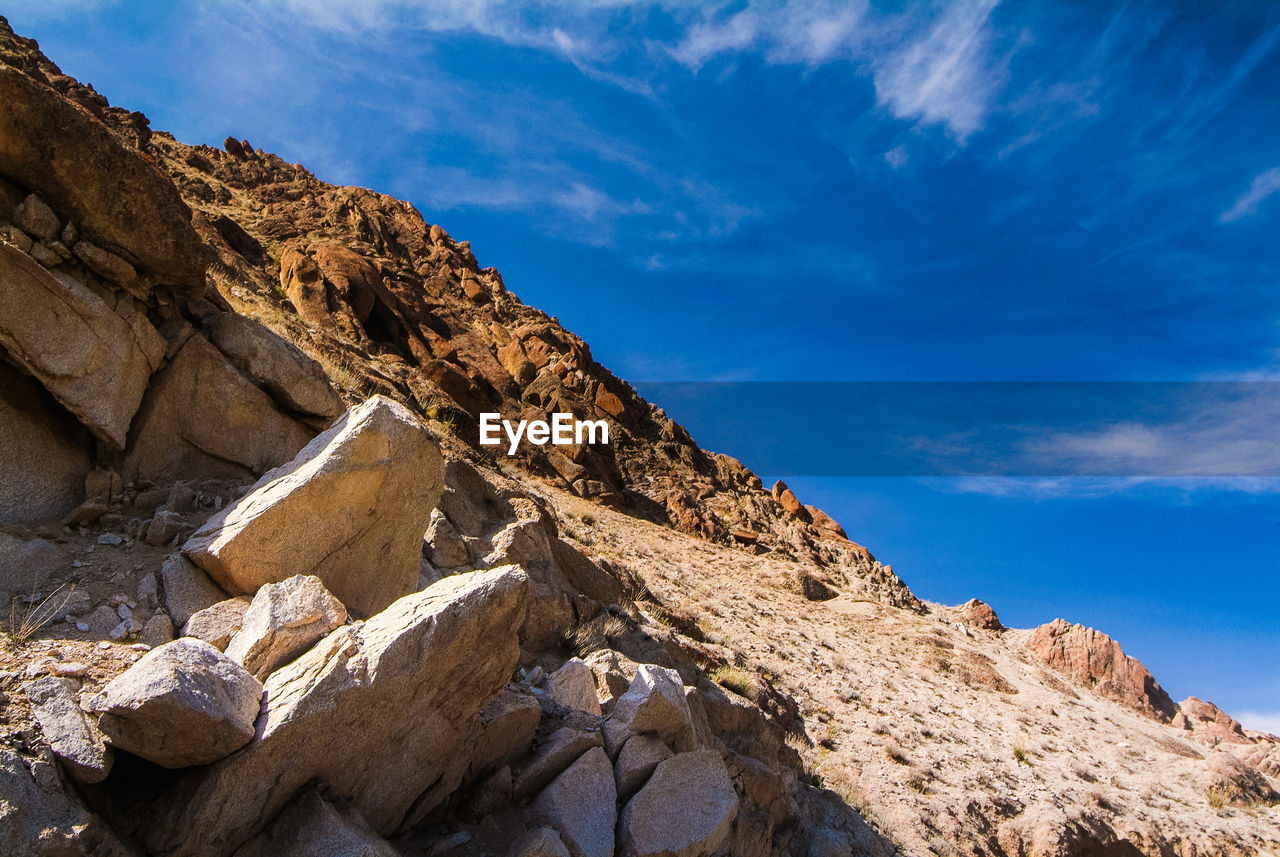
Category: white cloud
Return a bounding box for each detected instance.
[869,0,1003,142]
[1235,710,1280,737]
[1218,166,1280,223]
[884,145,908,168]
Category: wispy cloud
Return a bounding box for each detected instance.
[869,0,1004,142]
[1219,166,1280,223]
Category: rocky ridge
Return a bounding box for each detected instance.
[1,16,1278,857]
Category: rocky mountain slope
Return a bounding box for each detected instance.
[1,15,1278,857]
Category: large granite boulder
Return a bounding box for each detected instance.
[182,395,442,617]
[0,64,206,290]
[144,566,529,857]
[88,638,264,769]
[531,746,617,857]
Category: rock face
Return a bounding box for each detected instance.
[203,312,342,419]
[0,64,206,290]
[182,396,442,617]
[0,243,162,447]
[0,361,90,524]
[613,734,671,801]
[89,638,264,769]
[1026,619,1177,721]
[123,333,314,483]
[224,574,348,679]
[229,790,400,857]
[532,746,617,857]
[23,676,113,784]
[1175,696,1249,744]
[618,750,739,857]
[144,566,529,857]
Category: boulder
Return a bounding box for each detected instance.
[531,746,617,857]
[204,312,342,419]
[618,751,738,857]
[1026,619,1177,721]
[547,658,603,716]
[230,790,400,857]
[0,244,163,447]
[161,553,228,628]
[604,665,697,758]
[583,649,640,714]
[0,65,206,290]
[514,727,604,800]
[0,361,90,524]
[13,193,59,240]
[88,638,264,769]
[613,734,671,801]
[181,596,253,650]
[142,612,176,648]
[424,508,471,568]
[122,333,314,483]
[0,532,62,605]
[469,684,543,779]
[144,566,529,857]
[959,598,1003,631]
[511,827,572,857]
[182,396,442,617]
[225,574,347,679]
[23,676,113,784]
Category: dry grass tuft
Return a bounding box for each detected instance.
[6,584,77,646]
[711,664,761,701]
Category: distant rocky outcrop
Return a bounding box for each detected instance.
[1026,618,1177,720]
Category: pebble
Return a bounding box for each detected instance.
[116,604,133,621]
[96,533,125,546]
[48,661,89,678]
[74,622,89,632]
[128,643,151,652]
[96,642,111,651]
[108,621,130,641]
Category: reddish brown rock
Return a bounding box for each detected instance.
[770,480,812,523]
[960,598,1004,632]
[1174,697,1249,744]
[1026,619,1176,721]
[0,65,206,290]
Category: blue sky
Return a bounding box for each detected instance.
[10,1,1278,728]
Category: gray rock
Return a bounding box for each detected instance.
[225,575,347,679]
[618,751,738,857]
[0,362,91,525]
[514,726,604,800]
[0,532,61,603]
[72,240,136,285]
[469,684,542,779]
[161,553,227,628]
[531,746,616,857]
[613,734,671,801]
[181,596,252,650]
[510,827,571,857]
[141,612,176,648]
[424,509,470,568]
[547,658,602,716]
[0,746,131,857]
[604,665,696,758]
[82,604,120,635]
[13,194,59,241]
[143,566,529,857]
[229,789,400,857]
[137,572,159,611]
[23,676,112,783]
[89,638,263,768]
